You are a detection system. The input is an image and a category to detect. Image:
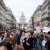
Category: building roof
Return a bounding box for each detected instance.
[42,0,47,7]
[33,5,42,17]
[20,12,26,20]
[0,0,7,11]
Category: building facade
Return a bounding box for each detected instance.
[0,0,17,30]
[18,12,28,29]
[6,8,17,29]
[41,0,50,28]
[29,16,34,28]
[33,5,42,33]
[0,0,7,30]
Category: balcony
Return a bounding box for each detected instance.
[41,17,47,22]
[42,12,46,16]
[41,16,50,22]
[46,16,50,21]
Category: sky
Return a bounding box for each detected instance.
[4,0,44,22]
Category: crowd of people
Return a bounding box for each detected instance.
[0,28,50,50]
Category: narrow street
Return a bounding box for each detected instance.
[0,0,50,50]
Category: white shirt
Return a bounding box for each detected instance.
[42,40,47,47]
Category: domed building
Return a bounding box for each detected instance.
[18,12,28,29]
[19,12,26,23]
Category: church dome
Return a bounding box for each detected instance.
[19,12,26,23]
[20,12,26,20]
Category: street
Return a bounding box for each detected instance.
[0,0,50,50]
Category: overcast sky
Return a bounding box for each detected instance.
[4,0,44,22]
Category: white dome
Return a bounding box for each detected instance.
[19,12,26,23]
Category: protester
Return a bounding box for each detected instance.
[20,31,26,45]
[45,31,50,50]
[0,28,50,50]
[16,29,24,50]
[23,31,34,50]
[0,39,13,50]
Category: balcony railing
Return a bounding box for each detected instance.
[41,16,50,22]
[41,17,47,22]
[46,16,50,21]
